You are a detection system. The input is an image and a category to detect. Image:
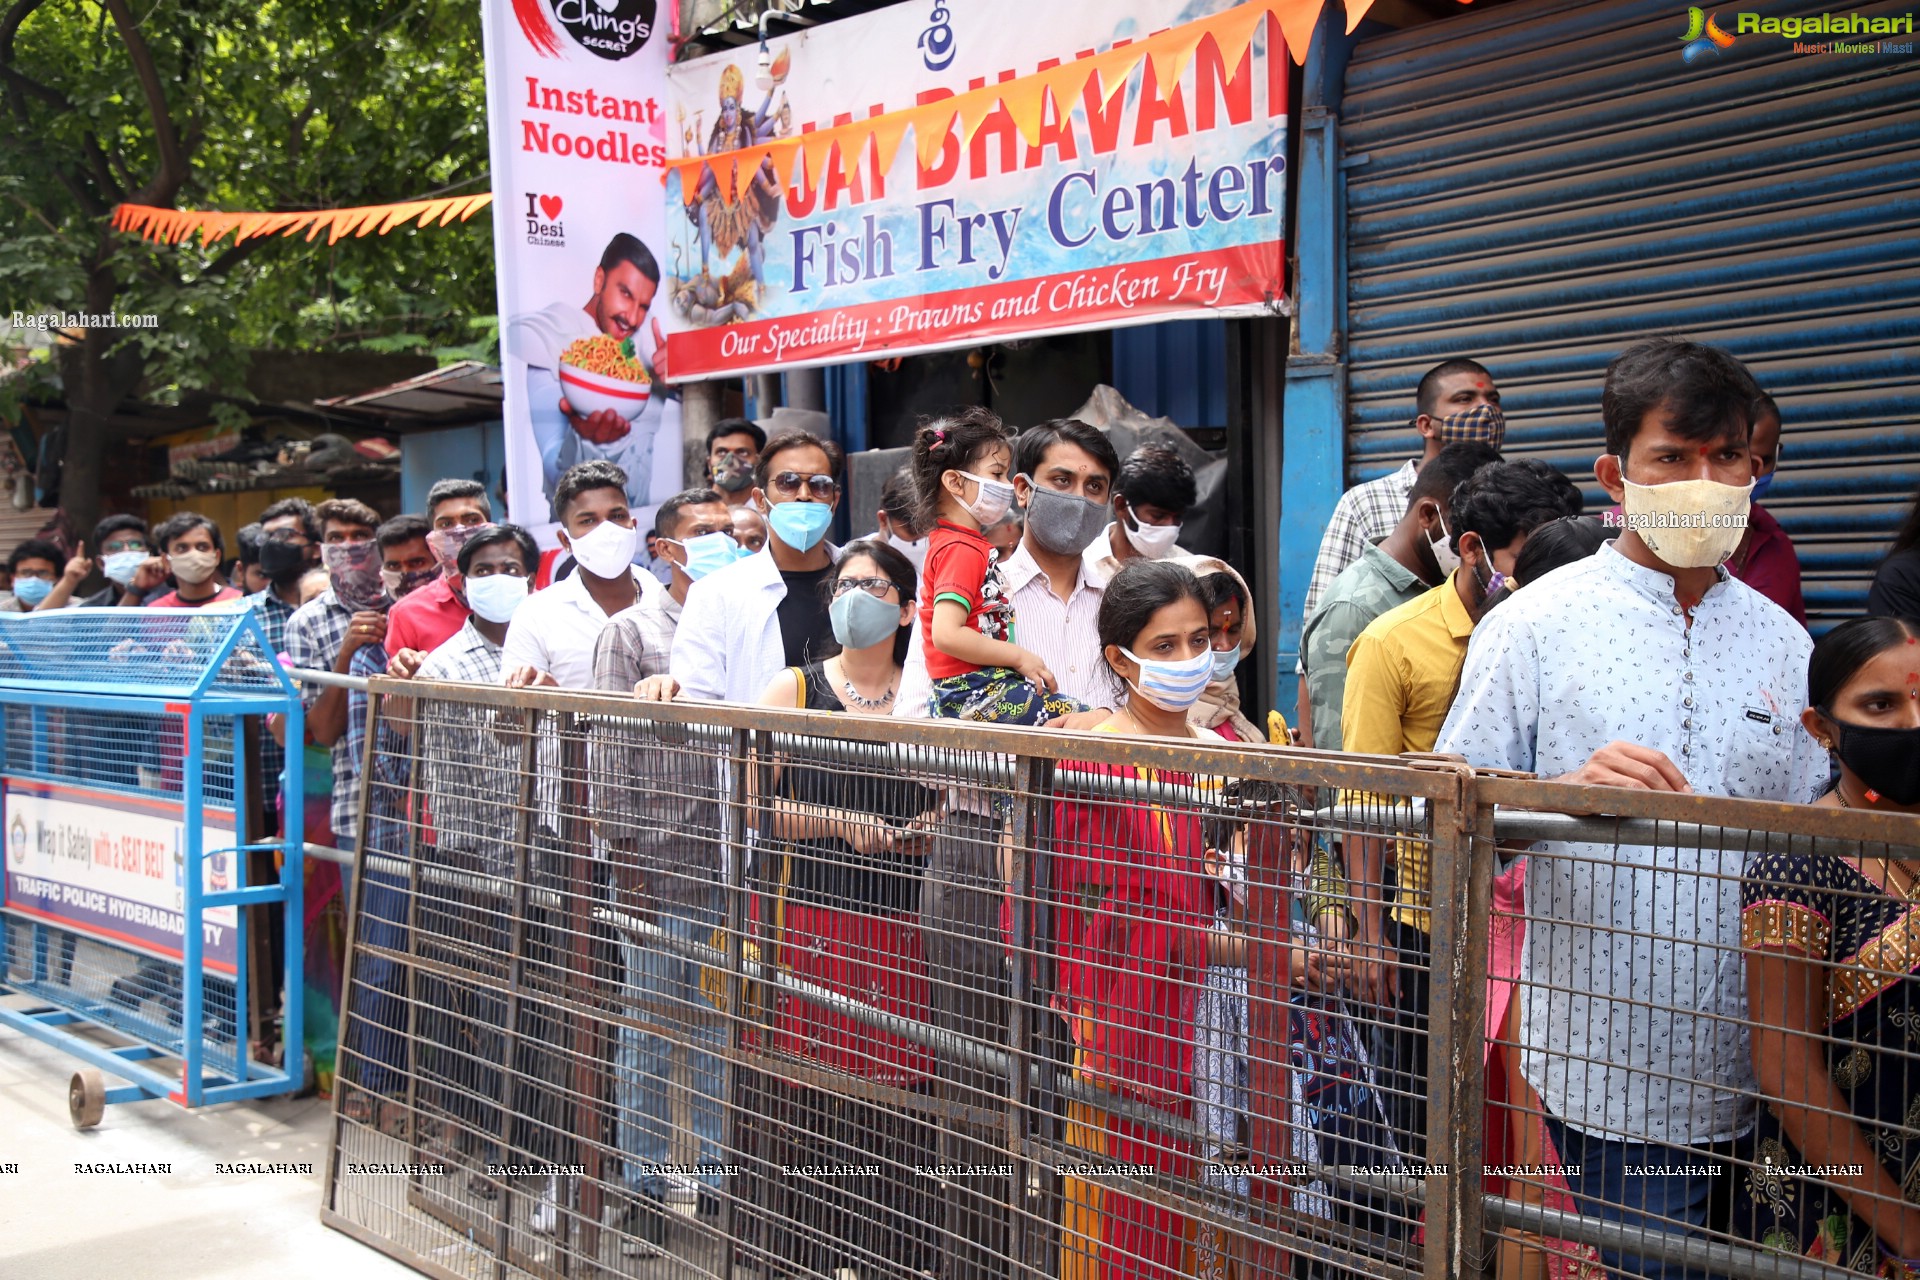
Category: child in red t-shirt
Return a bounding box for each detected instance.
[912,409,1086,723]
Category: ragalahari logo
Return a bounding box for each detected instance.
[1680,6,1738,61]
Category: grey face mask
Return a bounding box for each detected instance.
[1021,481,1109,557]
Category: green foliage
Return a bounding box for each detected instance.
[0,0,498,400]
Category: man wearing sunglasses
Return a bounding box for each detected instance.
[670,429,844,704]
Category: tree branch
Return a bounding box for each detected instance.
[104,142,134,192]
[99,0,187,207]
[3,190,61,234]
[80,132,123,205]
[0,0,70,113]
[203,233,275,279]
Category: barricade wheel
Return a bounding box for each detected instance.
[69,1068,106,1130]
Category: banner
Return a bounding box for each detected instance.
[3,781,240,973]
[661,0,1289,380]
[483,0,685,538]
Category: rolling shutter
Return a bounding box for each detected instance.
[1340,0,1920,631]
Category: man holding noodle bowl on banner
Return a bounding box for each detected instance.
[507,232,675,521]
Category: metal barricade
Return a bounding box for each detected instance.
[319,676,1920,1280]
[0,608,307,1126]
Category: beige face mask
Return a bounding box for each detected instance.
[168,548,221,586]
[1618,465,1753,569]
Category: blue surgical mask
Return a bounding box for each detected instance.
[829,588,900,651]
[1210,646,1241,684]
[103,550,147,586]
[668,531,744,581]
[1750,470,1775,502]
[13,577,52,607]
[464,573,527,625]
[1119,645,1215,713]
[766,500,833,553]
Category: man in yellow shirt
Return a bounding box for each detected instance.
[1341,458,1582,1159]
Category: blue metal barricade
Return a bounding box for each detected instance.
[0,607,306,1126]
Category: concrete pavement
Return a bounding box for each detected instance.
[0,1002,424,1280]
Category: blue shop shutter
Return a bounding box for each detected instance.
[1113,319,1230,429]
[1340,0,1920,633]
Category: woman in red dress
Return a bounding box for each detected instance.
[1054,560,1225,1280]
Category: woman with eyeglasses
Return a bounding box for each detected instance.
[752,537,945,1275]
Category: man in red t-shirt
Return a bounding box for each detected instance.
[145,512,243,609]
[385,479,494,676]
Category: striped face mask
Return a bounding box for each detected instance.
[1119,645,1215,712]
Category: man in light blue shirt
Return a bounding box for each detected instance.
[1436,338,1827,1280]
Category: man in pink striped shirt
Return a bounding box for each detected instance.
[900,416,1123,1271]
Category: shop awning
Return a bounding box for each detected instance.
[316,360,504,429]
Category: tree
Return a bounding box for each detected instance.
[0,0,496,536]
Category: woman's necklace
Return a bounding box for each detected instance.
[832,656,895,711]
[1836,786,1920,900]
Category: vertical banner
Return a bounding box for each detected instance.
[483,0,684,538]
[661,0,1289,380]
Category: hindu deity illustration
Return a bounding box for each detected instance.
[678,52,790,320]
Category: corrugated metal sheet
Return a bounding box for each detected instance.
[0,505,59,559]
[1113,319,1231,430]
[1341,0,1920,632]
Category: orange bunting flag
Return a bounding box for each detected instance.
[660,0,1367,207]
[111,193,493,248]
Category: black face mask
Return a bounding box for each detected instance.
[1825,712,1920,806]
[258,537,310,584]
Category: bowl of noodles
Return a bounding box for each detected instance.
[558,334,653,421]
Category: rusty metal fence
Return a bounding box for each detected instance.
[316,676,1920,1280]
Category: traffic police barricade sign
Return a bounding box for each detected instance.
[0,607,306,1127]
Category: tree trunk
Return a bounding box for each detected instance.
[56,252,145,545]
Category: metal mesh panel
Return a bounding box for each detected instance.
[0,607,292,701]
[0,707,240,809]
[325,680,1920,1280]
[326,683,1464,1279]
[2,916,241,1076]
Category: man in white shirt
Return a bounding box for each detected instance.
[506,234,681,521]
[669,429,843,704]
[1297,358,1504,745]
[590,487,737,1250]
[502,460,656,691]
[1081,442,1196,581]
[1435,338,1825,1280]
[495,459,654,1236]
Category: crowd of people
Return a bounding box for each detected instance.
[18,333,1920,1279]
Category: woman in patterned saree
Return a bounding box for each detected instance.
[1054,560,1221,1280]
[1739,616,1920,1276]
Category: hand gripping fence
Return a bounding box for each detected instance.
[309,672,1920,1280]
